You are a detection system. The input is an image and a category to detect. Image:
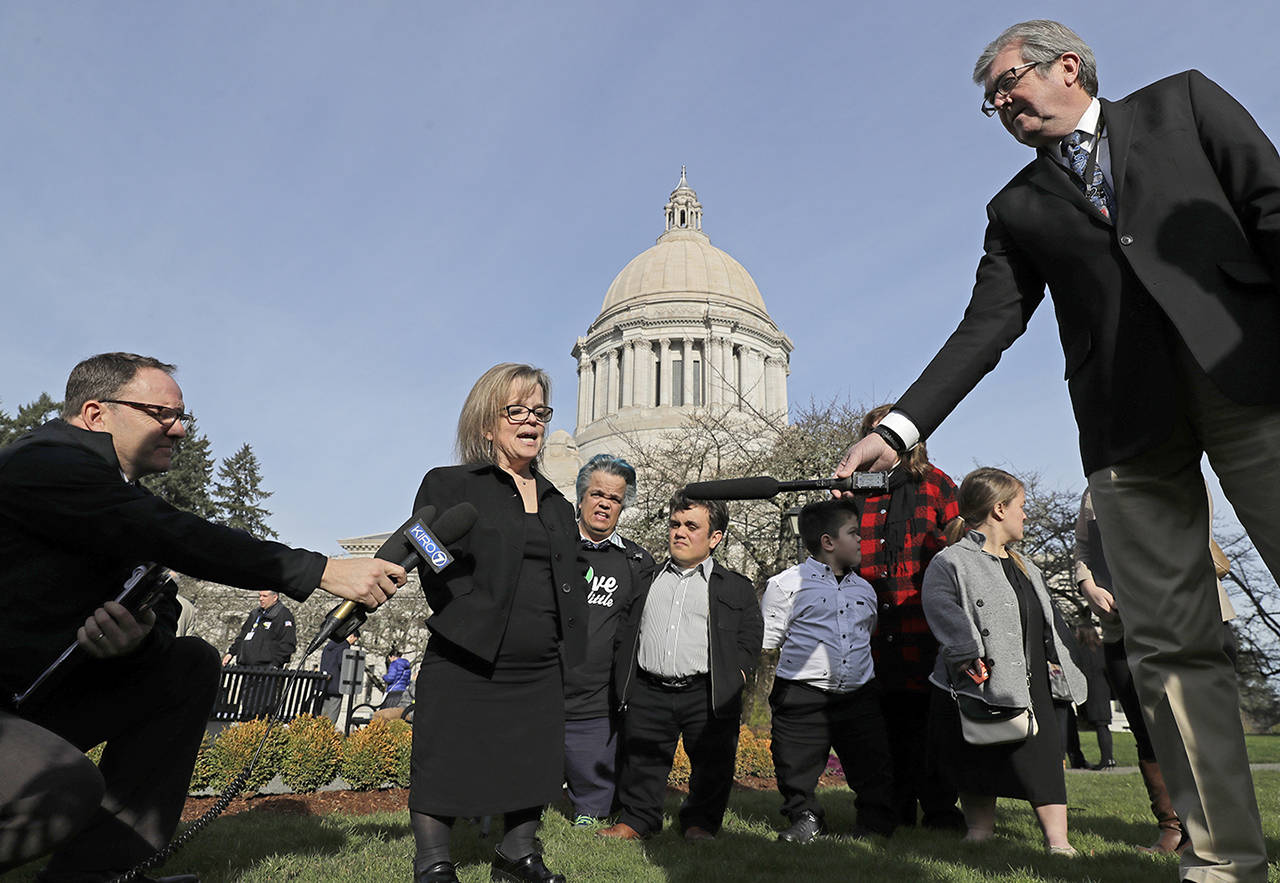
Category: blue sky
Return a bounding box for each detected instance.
[4,2,1279,553]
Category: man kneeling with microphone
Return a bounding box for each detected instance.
[0,352,406,882]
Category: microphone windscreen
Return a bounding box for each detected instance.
[431,502,480,544]
[683,476,780,500]
[375,505,436,562]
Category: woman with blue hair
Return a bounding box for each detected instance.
[564,454,654,826]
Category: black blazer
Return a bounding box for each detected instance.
[0,420,327,697]
[895,71,1280,475]
[413,463,588,666]
[612,559,763,717]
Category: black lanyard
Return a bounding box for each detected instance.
[1076,117,1106,188]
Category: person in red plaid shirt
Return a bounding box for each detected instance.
[849,404,966,831]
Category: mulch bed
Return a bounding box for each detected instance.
[180,772,847,822]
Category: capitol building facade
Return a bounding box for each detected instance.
[541,168,792,492]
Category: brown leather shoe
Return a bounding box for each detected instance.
[597,822,644,840]
[684,825,715,842]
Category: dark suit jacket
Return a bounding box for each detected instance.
[412,463,588,666]
[895,70,1280,475]
[612,559,764,717]
[0,420,327,699]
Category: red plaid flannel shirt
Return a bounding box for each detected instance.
[854,463,959,693]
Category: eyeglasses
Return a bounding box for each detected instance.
[501,404,554,423]
[101,399,194,430]
[981,61,1042,116]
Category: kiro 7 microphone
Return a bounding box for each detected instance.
[303,502,479,655]
[683,472,892,500]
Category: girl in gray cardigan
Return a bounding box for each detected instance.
[922,467,1087,856]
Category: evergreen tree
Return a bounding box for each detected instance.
[0,393,62,446]
[141,418,220,520]
[213,443,278,539]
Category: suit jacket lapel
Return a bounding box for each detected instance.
[1099,96,1132,207]
[1026,150,1106,222]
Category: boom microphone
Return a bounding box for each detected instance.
[303,502,479,655]
[683,472,891,500]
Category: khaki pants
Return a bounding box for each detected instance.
[1088,349,1278,882]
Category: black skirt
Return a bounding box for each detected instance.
[408,515,564,816]
[931,557,1066,805]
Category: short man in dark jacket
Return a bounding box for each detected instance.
[223,590,297,668]
[599,491,763,842]
[320,630,361,723]
[563,454,655,826]
[0,352,405,881]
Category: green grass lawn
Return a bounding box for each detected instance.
[1070,730,1280,767]
[8,737,1280,881]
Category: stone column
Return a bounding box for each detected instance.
[621,340,635,409]
[592,356,606,422]
[606,348,620,415]
[755,351,769,412]
[576,357,591,430]
[681,338,693,408]
[658,339,671,406]
[633,341,649,408]
[764,356,780,415]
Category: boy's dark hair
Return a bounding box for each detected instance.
[668,490,729,536]
[798,498,860,557]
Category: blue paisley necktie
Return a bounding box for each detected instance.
[1061,129,1115,220]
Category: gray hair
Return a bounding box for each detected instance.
[575,453,638,508]
[973,20,1098,98]
[63,353,177,418]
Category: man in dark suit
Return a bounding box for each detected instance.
[834,20,1276,881]
[0,352,405,882]
[598,492,763,843]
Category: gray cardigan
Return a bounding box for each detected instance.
[922,530,1087,709]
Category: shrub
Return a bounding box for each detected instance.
[667,737,691,786]
[342,718,405,790]
[389,719,413,787]
[188,732,215,793]
[280,714,344,793]
[205,718,288,791]
[734,726,775,779]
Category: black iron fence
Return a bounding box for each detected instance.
[213,665,328,722]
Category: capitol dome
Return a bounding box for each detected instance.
[570,168,792,469]
[600,228,768,315]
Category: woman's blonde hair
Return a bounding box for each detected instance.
[945,467,1028,574]
[455,363,552,466]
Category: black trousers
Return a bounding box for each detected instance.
[880,689,963,829]
[769,678,895,835]
[617,675,740,836]
[9,636,220,878]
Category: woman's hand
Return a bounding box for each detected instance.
[962,657,989,684]
[1079,577,1118,617]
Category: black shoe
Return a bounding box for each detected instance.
[778,810,827,843]
[847,823,894,840]
[491,850,566,883]
[1068,754,1090,770]
[1093,758,1118,770]
[416,861,461,883]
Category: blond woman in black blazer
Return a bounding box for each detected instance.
[409,363,586,883]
